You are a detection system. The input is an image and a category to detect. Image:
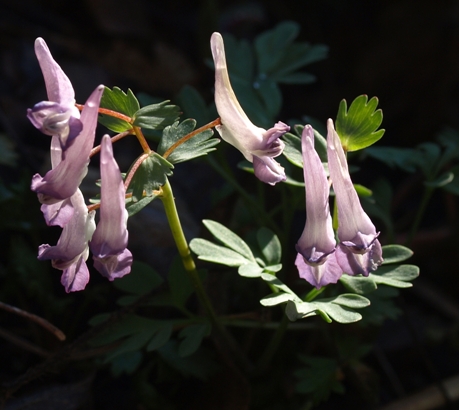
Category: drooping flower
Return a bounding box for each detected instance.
[31,85,104,205]
[210,32,289,185]
[327,119,383,275]
[295,125,343,288]
[27,38,82,150]
[38,189,96,293]
[90,135,132,281]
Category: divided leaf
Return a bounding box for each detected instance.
[133,101,181,130]
[99,86,139,132]
[158,119,219,164]
[335,95,385,151]
[127,152,174,202]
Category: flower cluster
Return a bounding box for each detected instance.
[28,38,132,292]
[295,121,383,288]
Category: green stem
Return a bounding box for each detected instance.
[405,186,434,247]
[159,178,252,372]
[304,286,326,302]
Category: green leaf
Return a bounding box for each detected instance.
[260,292,297,306]
[354,184,372,197]
[176,85,211,126]
[132,101,180,130]
[264,264,282,274]
[257,227,282,265]
[127,152,173,202]
[260,273,298,296]
[327,294,370,309]
[360,286,401,325]
[339,275,377,294]
[282,132,303,167]
[190,238,251,267]
[89,315,156,346]
[104,328,155,362]
[110,351,143,376]
[370,264,419,288]
[270,43,328,80]
[125,194,158,217]
[113,260,163,295]
[381,245,413,264]
[202,220,255,261]
[238,263,263,278]
[295,356,344,404]
[178,323,211,357]
[366,146,419,172]
[442,164,459,195]
[98,87,139,132]
[146,323,173,351]
[157,119,219,164]
[335,95,385,151]
[424,171,454,188]
[255,21,300,74]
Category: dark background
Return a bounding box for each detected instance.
[1,0,459,409]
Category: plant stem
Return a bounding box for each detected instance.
[405,186,434,247]
[133,126,151,153]
[304,286,326,302]
[159,179,252,372]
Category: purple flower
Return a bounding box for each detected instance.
[38,189,96,293]
[210,32,289,185]
[27,38,82,150]
[295,125,343,288]
[90,135,132,281]
[31,85,104,205]
[327,119,383,276]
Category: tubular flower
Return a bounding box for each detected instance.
[90,135,132,281]
[38,189,96,293]
[327,119,383,276]
[295,125,342,288]
[210,32,289,185]
[27,38,82,150]
[31,85,104,205]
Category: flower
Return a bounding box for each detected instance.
[210,32,289,185]
[31,85,104,206]
[295,125,342,288]
[327,119,383,275]
[38,189,96,293]
[27,38,82,150]
[90,135,132,280]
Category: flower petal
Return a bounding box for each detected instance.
[90,135,132,280]
[34,38,76,107]
[31,85,104,203]
[295,252,342,289]
[210,32,289,185]
[326,119,383,275]
[60,255,90,293]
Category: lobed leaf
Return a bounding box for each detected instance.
[127,152,174,202]
[132,101,180,130]
[335,95,385,151]
[190,238,251,267]
[98,86,139,132]
[157,119,219,164]
[202,220,255,261]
